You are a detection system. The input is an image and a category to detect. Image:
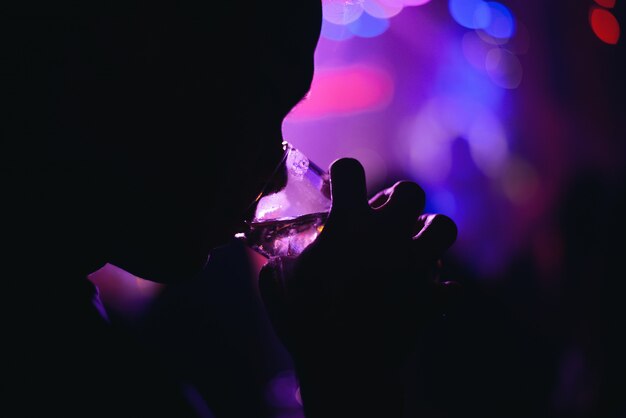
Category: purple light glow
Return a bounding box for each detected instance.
[462,31,494,70]
[429,188,457,216]
[403,0,432,6]
[401,96,509,183]
[466,107,509,177]
[283,2,596,280]
[379,0,404,7]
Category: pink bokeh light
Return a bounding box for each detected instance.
[286,65,394,120]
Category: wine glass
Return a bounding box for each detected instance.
[235,141,331,258]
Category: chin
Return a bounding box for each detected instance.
[109,242,212,284]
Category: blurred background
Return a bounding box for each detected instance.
[90,1,625,417]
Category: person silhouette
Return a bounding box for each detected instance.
[4,2,457,417]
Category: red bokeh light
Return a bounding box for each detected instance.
[590,7,620,44]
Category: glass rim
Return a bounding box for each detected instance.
[240,140,294,227]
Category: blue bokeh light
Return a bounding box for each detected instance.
[348,13,390,38]
[449,0,491,29]
[484,2,515,39]
[320,19,355,41]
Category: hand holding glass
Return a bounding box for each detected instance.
[235,141,332,258]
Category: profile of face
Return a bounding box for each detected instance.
[91,2,324,283]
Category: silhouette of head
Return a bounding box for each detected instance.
[5,2,323,282]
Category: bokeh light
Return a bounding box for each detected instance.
[483,2,515,39]
[286,0,531,276]
[287,65,394,120]
[318,0,437,42]
[462,31,494,70]
[362,0,403,19]
[322,0,365,25]
[485,47,523,89]
[321,19,355,40]
[466,107,509,177]
[348,12,390,37]
[449,0,491,29]
[402,96,509,184]
[589,7,620,45]
[379,0,404,7]
[476,28,509,45]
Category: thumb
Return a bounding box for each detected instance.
[329,158,369,212]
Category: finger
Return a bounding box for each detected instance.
[329,158,369,211]
[376,181,425,227]
[413,213,458,260]
[368,188,391,209]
